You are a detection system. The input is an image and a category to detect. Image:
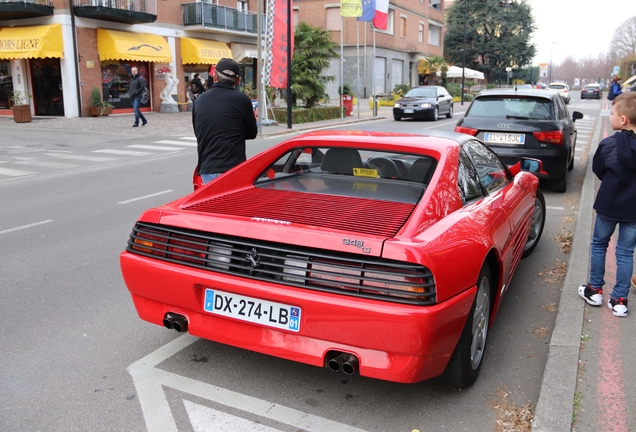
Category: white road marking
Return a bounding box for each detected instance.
[93,149,153,156]
[118,190,174,204]
[180,137,197,140]
[128,144,183,151]
[153,140,197,147]
[14,160,78,169]
[127,334,368,432]
[0,220,53,235]
[185,401,280,432]
[46,153,117,162]
[0,167,36,176]
[547,206,565,211]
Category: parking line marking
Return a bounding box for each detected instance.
[546,206,565,211]
[128,144,184,151]
[118,190,174,204]
[153,140,197,147]
[184,401,280,432]
[0,220,53,235]
[14,160,78,169]
[180,137,197,140]
[93,149,153,156]
[0,167,36,176]
[46,153,117,162]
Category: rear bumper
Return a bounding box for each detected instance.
[121,251,476,383]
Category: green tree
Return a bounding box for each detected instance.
[291,23,340,108]
[444,0,536,84]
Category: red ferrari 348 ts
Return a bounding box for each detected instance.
[120,130,546,388]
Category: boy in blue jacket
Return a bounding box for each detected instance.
[579,93,636,317]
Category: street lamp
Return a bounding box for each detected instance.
[549,42,556,83]
[461,0,467,105]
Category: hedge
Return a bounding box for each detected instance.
[271,106,344,124]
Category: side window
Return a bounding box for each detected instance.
[555,96,567,119]
[458,150,484,204]
[464,140,511,194]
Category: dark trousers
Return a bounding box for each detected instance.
[133,96,147,126]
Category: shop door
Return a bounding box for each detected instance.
[30,58,64,116]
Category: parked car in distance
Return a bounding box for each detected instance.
[454,88,584,192]
[121,130,547,388]
[547,82,570,104]
[393,86,453,121]
[581,83,602,99]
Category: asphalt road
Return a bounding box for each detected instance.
[0,97,602,431]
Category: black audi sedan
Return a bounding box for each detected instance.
[581,83,602,99]
[454,88,583,192]
[393,86,453,121]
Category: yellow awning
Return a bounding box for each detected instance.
[0,24,64,60]
[231,43,258,62]
[181,38,231,65]
[97,28,172,62]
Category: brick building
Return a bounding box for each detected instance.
[0,0,445,118]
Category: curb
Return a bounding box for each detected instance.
[531,115,601,431]
[258,116,389,138]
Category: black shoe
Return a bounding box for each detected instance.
[132,124,138,128]
[142,121,147,126]
[578,283,603,306]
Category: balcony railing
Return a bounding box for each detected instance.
[73,0,157,24]
[0,0,54,19]
[182,2,265,34]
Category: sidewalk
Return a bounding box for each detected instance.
[0,98,393,138]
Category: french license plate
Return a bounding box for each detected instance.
[484,132,525,145]
[204,288,301,332]
[404,109,414,113]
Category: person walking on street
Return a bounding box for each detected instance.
[129,66,147,127]
[190,73,205,99]
[579,93,636,317]
[193,58,257,185]
[608,75,623,101]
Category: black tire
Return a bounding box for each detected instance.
[522,189,546,258]
[431,107,439,121]
[443,265,491,389]
[446,104,454,119]
[394,115,401,121]
[553,171,567,193]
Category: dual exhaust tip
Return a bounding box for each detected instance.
[327,352,359,375]
[163,313,188,333]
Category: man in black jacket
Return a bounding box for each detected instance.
[129,66,147,127]
[193,58,257,184]
[579,93,636,317]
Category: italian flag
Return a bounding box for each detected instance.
[373,0,389,30]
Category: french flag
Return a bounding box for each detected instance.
[373,0,389,30]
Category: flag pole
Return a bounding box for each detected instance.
[340,15,344,120]
[286,0,292,129]
[372,26,376,116]
[356,20,360,118]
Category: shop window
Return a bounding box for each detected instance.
[0,61,13,109]
[101,61,150,110]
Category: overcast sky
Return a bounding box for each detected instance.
[526,0,633,65]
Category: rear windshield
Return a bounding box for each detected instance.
[467,96,554,120]
[254,147,438,204]
[584,85,599,89]
[548,84,566,90]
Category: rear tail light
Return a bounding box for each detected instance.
[455,126,478,136]
[533,130,563,145]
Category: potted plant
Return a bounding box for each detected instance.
[89,87,113,117]
[11,90,32,123]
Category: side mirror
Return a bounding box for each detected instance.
[520,158,542,174]
[573,111,584,122]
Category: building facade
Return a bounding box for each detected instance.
[0,0,445,118]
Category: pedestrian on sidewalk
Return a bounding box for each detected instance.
[193,58,257,185]
[129,66,147,127]
[579,92,636,317]
[608,75,622,101]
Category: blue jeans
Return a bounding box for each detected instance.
[132,96,146,126]
[589,215,636,299]
[201,173,222,184]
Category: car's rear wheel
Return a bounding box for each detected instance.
[443,265,491,389]
[522,189,546,258]
[394,115,401,121]
[446,105,454,119]
[431,107,439,121]
[553,171,568,193]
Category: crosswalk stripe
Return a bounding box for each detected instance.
[0,167,36,176]
[46,153,117,162]
[179,137,197,141]
[153,140,197,147]
[93,149,153,156]
[127,144,183,151]
[14,160,78,169]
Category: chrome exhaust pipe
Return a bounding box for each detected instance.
[328,353,347,372]
[163,313,188,332]
[342,355,359,375]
